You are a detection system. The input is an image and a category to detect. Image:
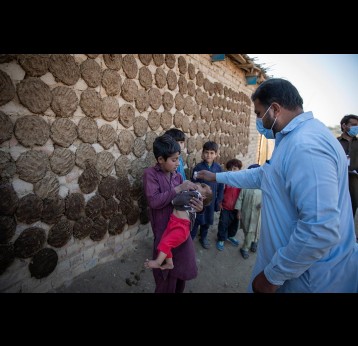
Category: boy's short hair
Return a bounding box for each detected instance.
[153,134,181,161]
[340,114,358,131]
[226,159,242,170]
[165,128,186,142]
[203,141,218,152]
[196,182,213,207]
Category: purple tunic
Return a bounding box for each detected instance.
[143,164,198,281]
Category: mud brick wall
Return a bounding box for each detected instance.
[0,54,260,292]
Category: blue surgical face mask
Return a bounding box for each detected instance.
[348,125,358,137]
[256,105,277,139]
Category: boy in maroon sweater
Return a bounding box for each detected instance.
[216,159,242,251]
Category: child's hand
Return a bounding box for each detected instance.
[190,196,203,213]
[177,180,198,193]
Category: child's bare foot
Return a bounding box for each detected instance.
[160,262,174,270]
[144,259,161,269]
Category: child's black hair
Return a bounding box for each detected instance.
[226,159,242,170]
[153,134,181,161]
[165,128,186,142]
[203,141,219,152]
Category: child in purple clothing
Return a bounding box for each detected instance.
[143,134,203,293]
[144,183,212,270]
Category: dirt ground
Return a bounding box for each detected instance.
[54,212,257,293]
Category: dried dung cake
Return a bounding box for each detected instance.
[188,63,195,80]
[79,89,102,118]
[0,111,13,144]
[0,183,18,216]
[50,118,77,147]
[154,67,166,88]
[126,205,140,225]
[102,197,119,219]
[121,78,138,102]
[73,216,94,239]
[135,89,149,113]
[114,155,131,177]
[75,143,97,169]
[181,115,190,133]
[138,66,152,90]
[33,171,60,199]
[78,117,98,144]
[49,54,80,86]
[14,115,49,148]
[101,96,119,122]
[65,192,85,221]
[29,248,58,279]
[47,218,72,248]
[183,96,195,116]
[98,176,117,199]
[147,110,160,131]
[16,193,43,224]
[98,124,116,149]
[173,110,184,128]
[80,58,102,88]
[103,54,122,70]
[14,227,46,259]
[102,69,122,96]
[160,110,172,130]
[17,77,52,114]
[96,151,115,177]
[85,194,105,220]
[138,54,152,66]
[108,214,126,235]
[90,217,108,241]
[174,93,185,111]
[162,92,174,111]
[116,130,134,155]
[41,197,65,225]
[50,148,75,176]
[145,131,157,151]
[178,75,187,95]
[166,70,177,91]
[133,116,148,137]
[153,54,164,66]
[130,158,147,179]
[133,138,146,158]
[148,87,161,110]
[178,56,187,74]
[165,54,176,69]
[78,162,101,193]
[122,54,138,79]
[0,215,16,244]
[16,150,49,183]
[18,54,50,77]
[0,70,15,106]
[119,104,135,128]
[51,86,78,118]
[0,243,15,275]
[196,71,204,87]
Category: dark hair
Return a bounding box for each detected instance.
[153,134,181,161]
[340,114,358,132]
[251,78,303,111]
[226,159,242,170]
[165,128,186,142]
[203,141,218,152]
